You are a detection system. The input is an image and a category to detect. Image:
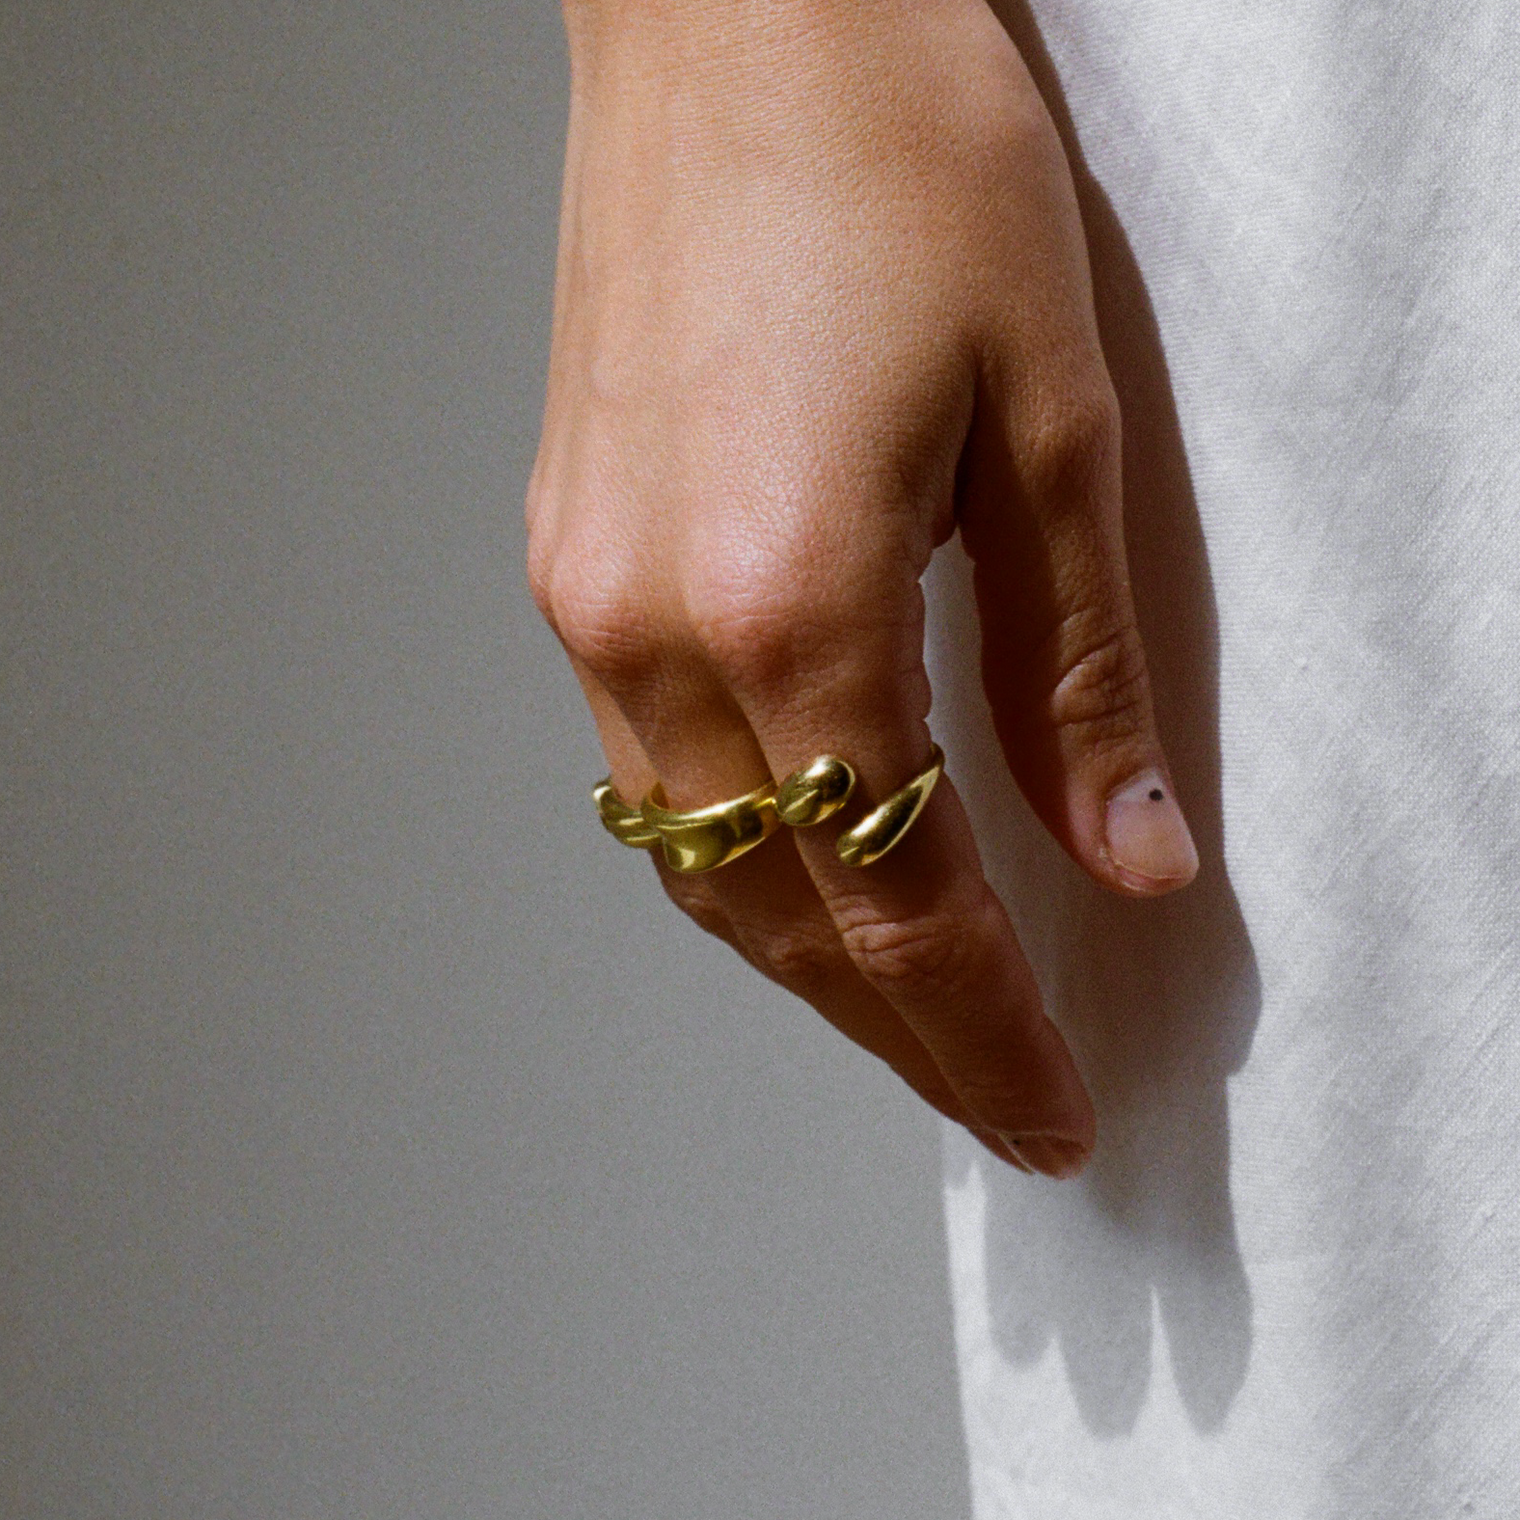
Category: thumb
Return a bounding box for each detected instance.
[958,382,1199,897]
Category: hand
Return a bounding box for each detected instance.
[527,0,1198,1178]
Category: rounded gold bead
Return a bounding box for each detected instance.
[774,755,857,827]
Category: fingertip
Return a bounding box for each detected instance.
[999,1133,1091,1180]
[974,1127,1035,1173]
[965,1022,1095,1180]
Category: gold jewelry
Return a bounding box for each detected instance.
[592,778,661,849]
[835,744,944,867]
[640,780,780,874]
[774,755,856,827]
[595,744,942,869]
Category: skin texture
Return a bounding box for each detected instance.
[528,0,1199,1178]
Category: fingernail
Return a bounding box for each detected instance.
[1103,768,1199,890]
[980,1131,1034,1173]
[1000,1133,1090,1180]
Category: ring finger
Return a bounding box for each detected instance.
[573,657,1031,1170]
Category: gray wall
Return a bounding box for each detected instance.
[1,6,968,1516]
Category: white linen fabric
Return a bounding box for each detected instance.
[925,1,1520,1514]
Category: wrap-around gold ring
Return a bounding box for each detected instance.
[592,777,661,850]
[640,781,780,874]
[591,743,944,872]
[834,744,943,867]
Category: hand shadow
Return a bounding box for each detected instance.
[926,1,1262,1437]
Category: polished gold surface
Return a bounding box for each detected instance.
[640,780,780,873]
[835,744,945,867]
[599,743,940,870]
[775,755,857,827]
[592,777,661,849]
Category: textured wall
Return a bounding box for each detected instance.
[0,6,967,1517]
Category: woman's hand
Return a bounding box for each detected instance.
[527,0,1197,1178]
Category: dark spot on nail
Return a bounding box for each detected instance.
[1149,788,1165,802]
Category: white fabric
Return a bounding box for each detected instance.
[926,2,1520,1513]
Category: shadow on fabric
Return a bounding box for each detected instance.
[926,0,1263,1439]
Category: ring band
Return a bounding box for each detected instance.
[592,777,661,849]
[640,780,780,874]
[592,744,943,871]
[835,744,944,867]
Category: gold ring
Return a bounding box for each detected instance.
[774,755,857,826]
[592,777,661,849]
[595,744,942,870]
[835,744,944,867]
[640,780,780,874]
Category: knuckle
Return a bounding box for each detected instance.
[690,582,805,688]
[523,468,564,624]
[542,537,668,683]
[525,529,558,629]
[523,468,551,539]
[688,559,891,692]
[1046,615,1152,742]
[1024,385,1122,510]
[687,552,837,689]
[739,922,840,1002]
[840,906,971,999]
